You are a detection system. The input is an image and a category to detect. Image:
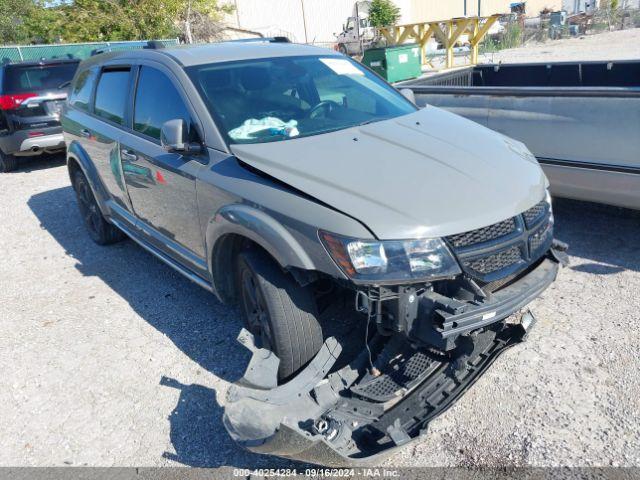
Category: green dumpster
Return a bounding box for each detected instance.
[361,44,422,83]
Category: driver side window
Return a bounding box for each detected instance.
[133,66,193,141]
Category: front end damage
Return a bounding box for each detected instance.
[223,237,569,465]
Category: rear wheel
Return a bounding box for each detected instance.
[338,44,348,55]
[72,169,125,245]
[0,151,18,173]
[237,249,323,380]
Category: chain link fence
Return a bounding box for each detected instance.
[0,39,179,64]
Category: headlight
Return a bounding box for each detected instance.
[319,231,461,283]
[545,188,554,223]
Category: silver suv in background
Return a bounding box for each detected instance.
[62,39,567,465]
[0,59,78,172]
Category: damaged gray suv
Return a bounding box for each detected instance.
[62,39,567,465]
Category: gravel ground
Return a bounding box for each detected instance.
[419,27,640,71]
[480,27,640,63]
[1,155,639,469]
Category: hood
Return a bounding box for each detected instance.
[231,107,547,240]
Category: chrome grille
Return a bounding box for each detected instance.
[463,246,523,274]
[529,222,553,255]
[523,199,548,228]
[447,218,517,248]
[446,199,553,282]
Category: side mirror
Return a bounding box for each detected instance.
[399,88,416,105]
[161,119,199,154]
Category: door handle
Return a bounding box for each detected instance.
[79,128,91,138]
[120,149,138,162]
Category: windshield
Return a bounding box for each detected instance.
[187,55,416,144]
[3,63,79,94]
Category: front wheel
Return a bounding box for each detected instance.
[237,249,323,380]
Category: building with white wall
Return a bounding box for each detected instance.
[561,0,639,14]
[562,0,597,13]
[223,0,563,45]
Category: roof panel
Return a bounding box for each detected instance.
[160,41,341,66]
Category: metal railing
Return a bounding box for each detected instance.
[396,67,475,87]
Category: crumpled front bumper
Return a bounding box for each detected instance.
[223,249,566,466]
[224,317,538,466]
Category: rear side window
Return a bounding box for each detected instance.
[69,68,98,112]
[133,67,191,141]
[3,63,78,94]
[94,69,130,125]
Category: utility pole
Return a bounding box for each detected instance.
[478,0,482,16]
[464,0,467,16]
[234,0,241,29]
[300,0,309,43]
[185,0,193,44]
[355,1,363,56]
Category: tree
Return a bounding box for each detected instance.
[181,0,235,43]
[600,0,621,30]
[7,0,234,45]
[0,0,33,44]
[368,0,400,28]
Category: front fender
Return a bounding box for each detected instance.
[207,203,317,274]
[67,140,111,217]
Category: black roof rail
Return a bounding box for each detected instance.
[90,40,165,56]
[228,36,291,44]
[145,40,167,49]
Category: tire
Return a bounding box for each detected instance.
[338,44,348,55]
[237,249,323,380]
[72,169,125,245]
[0,151,18,173]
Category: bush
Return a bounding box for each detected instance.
[369,0,401,28]
[480,23,522,53]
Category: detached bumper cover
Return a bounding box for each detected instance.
[224,317,538,465]
[223,250,564,466]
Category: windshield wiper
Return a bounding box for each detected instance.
[357,117,388,127]
[239,132,292,144]
[57,80,71,89]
